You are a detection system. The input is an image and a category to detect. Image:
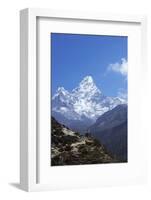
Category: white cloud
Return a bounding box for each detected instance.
[108,58,128,76]
[117,88,127,102]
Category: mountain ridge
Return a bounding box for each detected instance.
[88,104,128,162]
[52,76,127,133]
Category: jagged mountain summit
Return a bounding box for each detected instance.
[52,76,126,132]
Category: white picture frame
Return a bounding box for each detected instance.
[20,8,147,192]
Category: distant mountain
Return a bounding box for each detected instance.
[88,104,128,162]
[52,76,126,133]
[51,117,116,166]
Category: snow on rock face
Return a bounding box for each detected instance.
[52,76,127,123]
[73,76,101,97]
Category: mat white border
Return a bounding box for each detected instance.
[20,8,147,191]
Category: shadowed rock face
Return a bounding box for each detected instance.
[88,104,128,162]
[51,117,117,166]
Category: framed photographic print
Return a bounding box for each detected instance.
[20,8,147,191]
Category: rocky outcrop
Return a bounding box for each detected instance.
[51,117,116,166]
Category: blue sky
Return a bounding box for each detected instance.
[51,33,127,97]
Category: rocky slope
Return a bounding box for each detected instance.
[51,117,116,166]
[88,104,128,162]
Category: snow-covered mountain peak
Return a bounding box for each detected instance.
[80,75,93,84]
[57,87,68,94]
[72,75,101,96]
[52,76,126,129]
[79,76,96,88]
[52,86,70,100]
